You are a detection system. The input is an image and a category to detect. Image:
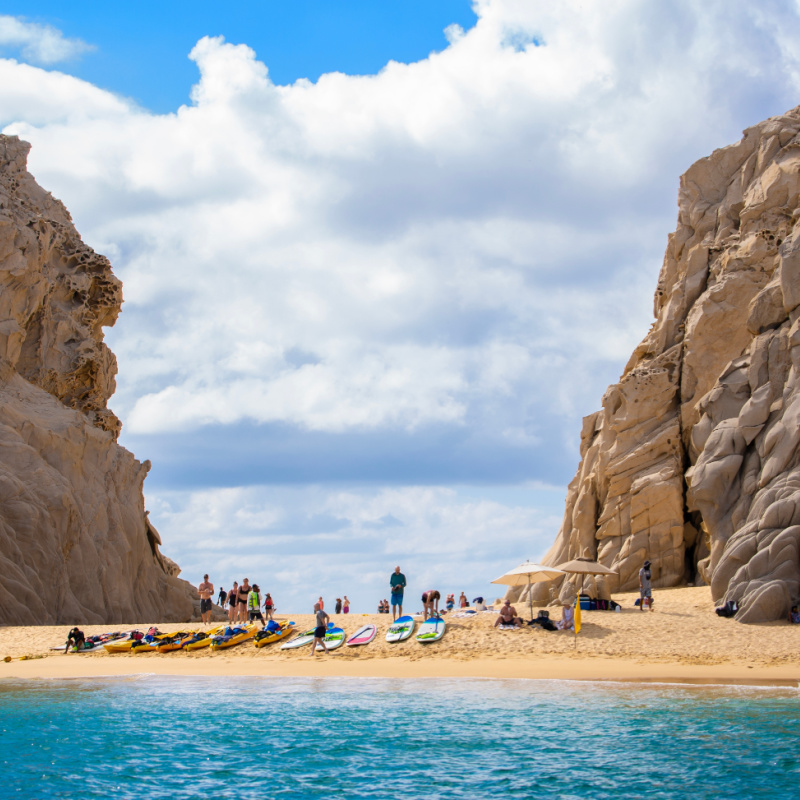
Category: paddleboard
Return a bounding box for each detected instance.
[345,624,376,647]
[280,628,317,650]
[385,615,415,643]
[415,617,446,643]
[315,626,344,651]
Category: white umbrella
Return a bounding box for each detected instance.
[491,561,566,621]
[556,558,617,575]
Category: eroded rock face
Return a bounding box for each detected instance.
[522,107,800,622]
[0,135,197,625]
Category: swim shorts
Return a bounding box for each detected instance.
[200,598,212,613]
[314,626,326,639]
[391,590,404,604]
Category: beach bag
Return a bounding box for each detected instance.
[715,600,738,617]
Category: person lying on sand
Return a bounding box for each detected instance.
[494,601,523,628]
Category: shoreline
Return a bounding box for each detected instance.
[2,655,798,688]
[2,586,798,688]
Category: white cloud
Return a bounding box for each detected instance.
[0,15,93,64]
[1,0,799,448]
[148,483,565,612]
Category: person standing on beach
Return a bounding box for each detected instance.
[342,596,350,614]
[198,574,214,625]
[248,584,266,628]
[390,566,406,620]
[228,581,239,622]
[639,560,653,611]
[312,602,330,655]
[237,579,251,623]
[264,592,275,620]
[335,597,343,614]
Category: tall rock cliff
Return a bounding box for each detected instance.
[0,135,197,625]
[527,107,800,622]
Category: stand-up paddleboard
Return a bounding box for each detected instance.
[280,628,317,650]
[386,615,415,643]
[315,626,344,651]
[345,624,376,647]
[415,617,446,643]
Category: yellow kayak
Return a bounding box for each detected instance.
[254,621,295,648]
[132,632,185,653]
[209,623,258,651]
[183,625,225,651]
[104,629,170,653]
[150,631,197,653]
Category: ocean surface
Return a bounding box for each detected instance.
[1,676,798,799]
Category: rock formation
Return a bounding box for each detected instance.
[0,135,198,625]
[524,106,800,622]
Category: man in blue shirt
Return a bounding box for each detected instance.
[390,566,406,621]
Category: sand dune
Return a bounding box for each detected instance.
[1,587,797,685]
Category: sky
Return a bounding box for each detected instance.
[3,0,800,614]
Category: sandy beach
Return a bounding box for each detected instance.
[1,587,797,686]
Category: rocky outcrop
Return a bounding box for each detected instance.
[524,107,800,622]
[0,135,197,625]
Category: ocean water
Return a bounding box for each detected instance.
[1,677,798,799]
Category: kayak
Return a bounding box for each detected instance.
[160,626,224,652]
[209,624,258,651]
[254,621,295,648]
[183,626,225,651]
[155,631,200,653]
[132,631,190,653]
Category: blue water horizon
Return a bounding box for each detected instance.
[1,676,797,799]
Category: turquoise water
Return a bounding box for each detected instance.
[1,677,798,799]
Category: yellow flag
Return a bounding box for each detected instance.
[574,595,582,635]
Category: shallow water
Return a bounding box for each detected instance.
[1,677,798,799]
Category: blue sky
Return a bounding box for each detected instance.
[2,1,800,613]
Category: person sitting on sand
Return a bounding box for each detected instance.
[65,627,85,653]
[312,602,330,655]
[557,601,575,631]
[422,590,441,618]
[789,605,800,624]
[494,601,523,628]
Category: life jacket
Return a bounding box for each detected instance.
[247,591,260,611]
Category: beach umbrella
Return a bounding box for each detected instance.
[555,558,617,575]
[556,557,617,601]
[491,561,565,621]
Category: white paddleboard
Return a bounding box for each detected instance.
[280,628,317,650]
[416,617,446,643]
[315,626,345,651]
[346,624,377,646]
[385,615,415,643]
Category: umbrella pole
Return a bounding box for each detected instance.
[528,575,533,622]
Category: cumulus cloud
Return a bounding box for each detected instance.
[1,0,799,485]
[0,15,93,64]
[148,484,565,612]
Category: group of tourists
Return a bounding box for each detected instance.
[197,575,275,628]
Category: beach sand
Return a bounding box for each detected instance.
[1,587,797,685]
